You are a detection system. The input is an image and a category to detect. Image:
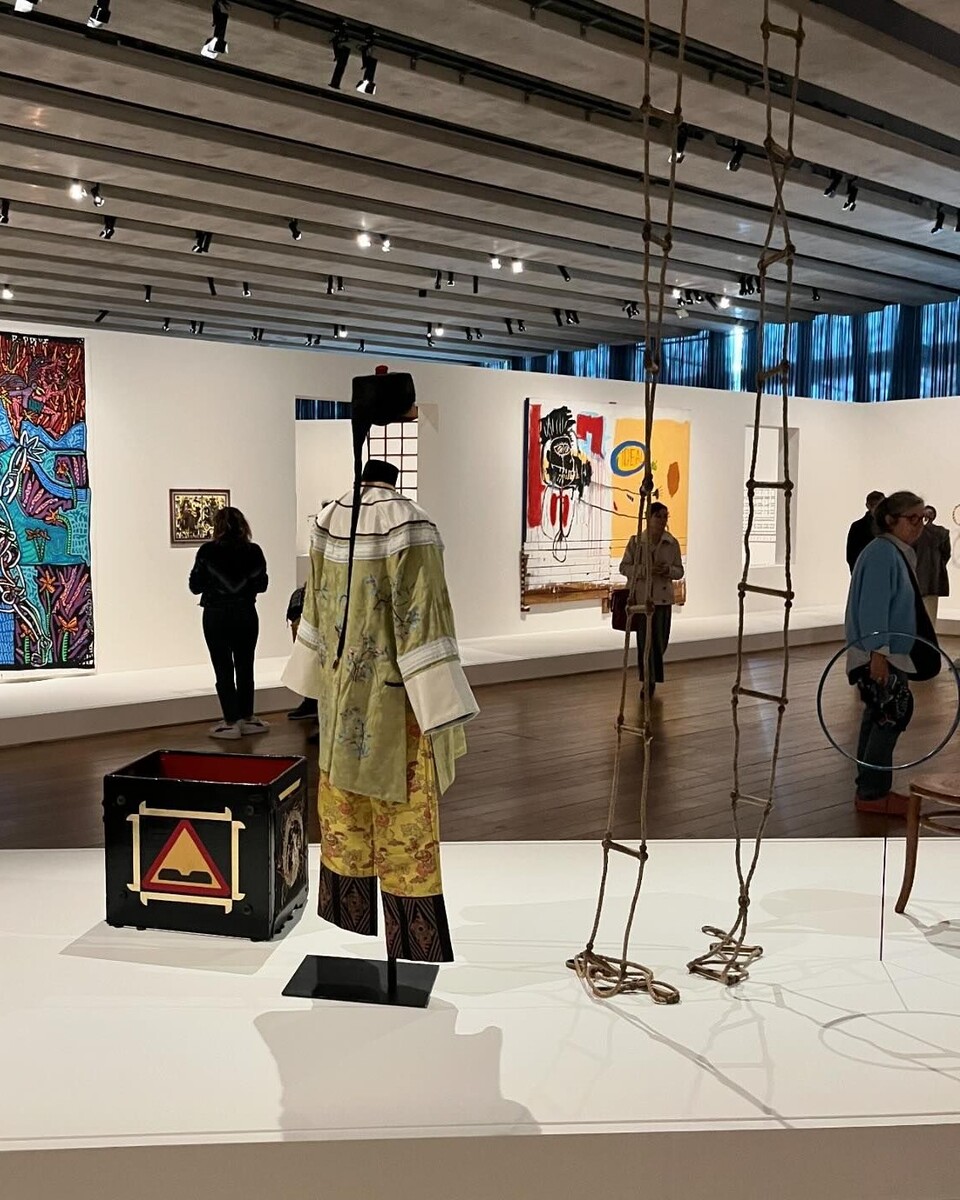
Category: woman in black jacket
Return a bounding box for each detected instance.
[189,506,269,740]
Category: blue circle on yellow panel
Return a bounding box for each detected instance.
[611,440,647,477]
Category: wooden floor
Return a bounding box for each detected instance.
[2,641,959,851]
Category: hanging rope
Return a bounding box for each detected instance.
[687,0,806,987]
[566,0,689,1006]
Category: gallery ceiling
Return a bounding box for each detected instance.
[0,0,958,362]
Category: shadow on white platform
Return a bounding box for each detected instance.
[0,605,855,746]
[2,838,960,1199]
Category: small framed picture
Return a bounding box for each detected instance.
[169,489,230,546]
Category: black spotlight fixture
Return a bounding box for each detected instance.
[242,281,251,298]
[465,327,474,341]
[94,309,108,324]
[558,265,571,282]
[143,285,152,304]
[727,142,744,172]
[288,218,302,242]
[553,309,563,327]
[326,275,334,296]
[90,183,105,208]
[504,318,514,336]
[434,270,442,291]
[517,319,526,333]
[446,271,455,287]
[842,180,858,212]
[162,318,170,332]
[811,287,821,303]
[87,1,110,28]
[932,206,945,234]
[358,339,365,352]
[329,37,351,89]
[356,45,378,95]
[304,335,315,347]
[207,277,217,297]
[192,230,212,254]
[669,123,688,165]
[823,171,842,198]
[201,0,229,59]
[99,215,116,240]
[336,276,344,292]
[473,275,479,294]
[475,328,483,340]
[1,199,10,225]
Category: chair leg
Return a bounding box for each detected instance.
[895,794,922,914]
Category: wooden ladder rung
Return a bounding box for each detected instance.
[747,480,792,491]
[764,140,793,166]
[735,686,788,706]
[741,583,795,600]
[764,18,803,41]
[759,245,793,271]
[604,839,647,862]
[757,362,789,385]
[733,793,771,809]
[619,723,652,738]
[639,100,677,125]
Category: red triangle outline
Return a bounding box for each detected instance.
[142,819,231,898]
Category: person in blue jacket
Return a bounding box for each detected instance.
[845,491,940,815]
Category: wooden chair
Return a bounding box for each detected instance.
[895,773,960,914]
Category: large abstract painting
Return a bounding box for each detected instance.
[522,398,690,608]
[0,334,93,669]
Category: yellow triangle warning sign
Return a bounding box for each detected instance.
[142,819,231,898]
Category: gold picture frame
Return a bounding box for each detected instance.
[169,489,230,546]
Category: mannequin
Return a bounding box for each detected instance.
[283,368,477,965]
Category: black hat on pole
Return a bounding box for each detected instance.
[335,368,417,663]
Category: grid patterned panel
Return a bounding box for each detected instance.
[367,422,419,503]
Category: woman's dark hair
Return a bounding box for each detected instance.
[650,502,669,518]
[213,506,251,542]
[874,491,923,533]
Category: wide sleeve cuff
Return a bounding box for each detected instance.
[281,639,323,700]
[403,658,479,734]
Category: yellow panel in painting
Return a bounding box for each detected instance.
[610,418,690,557]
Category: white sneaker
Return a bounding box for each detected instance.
[240,717,269,735]
[209,722,241,740]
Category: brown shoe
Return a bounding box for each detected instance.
[855,791,910,817]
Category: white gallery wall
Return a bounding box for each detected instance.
[6,318,938,678]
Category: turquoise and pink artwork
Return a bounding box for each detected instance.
[0,333,93,669]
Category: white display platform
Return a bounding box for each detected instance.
[0,605,855,746]
[2,838,960,1200]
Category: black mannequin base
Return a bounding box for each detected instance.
[282,954,439,1008]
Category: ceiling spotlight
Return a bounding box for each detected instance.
[162,318,170,332]
[553,309,563,327]
[192,230,212,254]
[558,265,571,282]
[69,181,87,202]
[510,259,524,274]
[358,339,365,352]
[932,206,945,234]
[505,318,514,336]
[517,319,526,333]
[434,270,442,291]
[475,328,483,340]
[356,45,378,95]
[727,143,744,172]
[201,0,229,59]
[289,219,302,242]
[356,230,372,248]
[190,321,199,335]
[1,284,13,301]
[719,294,731,309]
[465,328,474,342]
[326,275,334,296]
[473,275,479,294]
[242,281,251,297]
[87,1,110,28]
[13,1,40,12]
[842,181,858,212]
[0,200,9,225]
[90,183,105,208]
[207,277,217,296]
[379,234,391,252]
[672,287,682,299]
[426,335,435,349]
[94,310,108,324]
[824,171,842,198]
[329,38,351,90]
[435,323,445,337]
[336,276,344,292]
[99,215,116,240]
[334,325,348,339]
[489,254,502,270]
[143,285,152,303]
[669,123,688,165]
[446,271,455,287]
[811,287,821,302]
[304,335,314,347]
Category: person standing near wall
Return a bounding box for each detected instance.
[845,491,940,816]
[846,491,884,574]
[189,506,269,740]
[619,502,684,699]
[914,505,951,628]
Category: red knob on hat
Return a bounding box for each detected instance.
[375,364,389,375]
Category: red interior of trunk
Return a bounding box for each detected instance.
[156,753,300,786]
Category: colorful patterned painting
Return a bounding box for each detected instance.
[0,334,93,669]
[522,398,690,607]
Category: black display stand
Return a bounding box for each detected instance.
[283,954,439,1009]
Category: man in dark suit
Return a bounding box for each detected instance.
[846,491,884,574]
[916,505,952,628]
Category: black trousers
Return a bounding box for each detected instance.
[635,604,673,684]
[855,676,914,800]
[202,603,259,724]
